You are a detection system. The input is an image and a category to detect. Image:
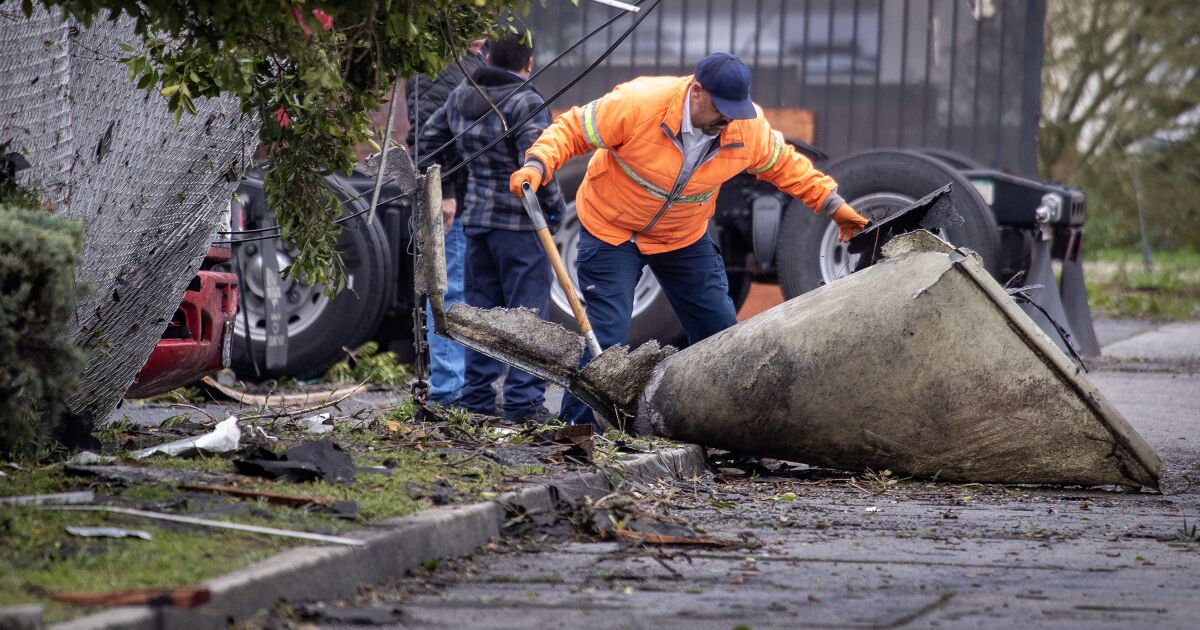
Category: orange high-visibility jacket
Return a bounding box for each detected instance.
[525,75,843,254]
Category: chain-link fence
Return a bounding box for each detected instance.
[1,2,257,423]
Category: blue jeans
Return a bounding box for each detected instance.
[460,227,552,421]
[560,227,738,426]
[425,220,466,405]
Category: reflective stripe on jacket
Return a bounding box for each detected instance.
[525,75,842,254]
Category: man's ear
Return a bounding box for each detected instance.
[524,56,534,73]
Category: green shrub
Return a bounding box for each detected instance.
[0,202,86,457]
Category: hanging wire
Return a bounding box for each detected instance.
[215,2,641,242]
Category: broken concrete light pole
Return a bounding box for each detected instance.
[412,165,1162,490]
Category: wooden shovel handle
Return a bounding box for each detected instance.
[535,228,592,335]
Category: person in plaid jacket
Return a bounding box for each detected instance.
[419,31,565,424]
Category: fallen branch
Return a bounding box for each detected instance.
[50,586,210,608]
[202,376,366,409]
[178,483,328,508]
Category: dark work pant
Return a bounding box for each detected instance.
[460,227,552,421]
[560,227,738,426]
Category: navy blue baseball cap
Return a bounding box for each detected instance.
[694,52,757,120]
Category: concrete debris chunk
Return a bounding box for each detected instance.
[581,342,674,405]
[635,230,1162,489]
[445,304,584,380]
[361,144,418,194]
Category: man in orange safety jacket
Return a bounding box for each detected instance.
[509,52,869,426]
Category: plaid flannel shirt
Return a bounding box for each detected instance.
[418,67,566,232]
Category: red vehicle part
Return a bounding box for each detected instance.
[126,246,239,398]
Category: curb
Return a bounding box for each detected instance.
[47,445,707,630]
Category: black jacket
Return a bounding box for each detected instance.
[405,52,484,200]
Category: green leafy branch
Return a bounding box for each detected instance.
[36,0,543,290]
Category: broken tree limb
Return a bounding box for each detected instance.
[177,484,329,508]
[202,376,366,409]
[50,586,210,608]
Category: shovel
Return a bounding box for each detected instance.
[520,182,603,358]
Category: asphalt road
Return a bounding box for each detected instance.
[293,319,1200,629]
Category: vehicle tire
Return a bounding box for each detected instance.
[550,154,755,348]
[547,202,686,348]
[776,149,1000,299]
[230,176,395,380]
[916,147,985,170]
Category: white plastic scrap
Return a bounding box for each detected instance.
[1,491,95,506]
[66,526,152,540]
[66,451,116,465]
[52,506,365,546]
[133,416,241,459]
[298,413,333,434]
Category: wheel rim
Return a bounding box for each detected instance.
[235,243,332,342]
[550,203,664,321]
[817,192,922,284]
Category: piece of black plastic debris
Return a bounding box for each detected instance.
[53,411,102,452]
[65,464,233,486]
[233,440,356,483]
[847,184,962,270]
[401,479,455,506]
[318,500,360,520]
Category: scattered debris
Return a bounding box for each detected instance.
[178,484,328,508]
[65,464,234,486]
[407,479,458,506]
[66,526,152,540]
[546,424,594,462]
[176,483,361,519]
[48,506,366,546]
[49,586,210,608]
[234,440,356,483]
[609,520,740,548]
[0,491,95,506]
[298,602,404,625]
[132,415,240,459]
[298,413,333,434]
[65,451,115,465]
